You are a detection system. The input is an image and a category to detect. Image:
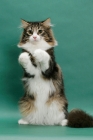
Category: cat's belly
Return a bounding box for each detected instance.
[22,76,67,125]
[25,101,66,125]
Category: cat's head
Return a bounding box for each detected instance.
[18,18,57,51]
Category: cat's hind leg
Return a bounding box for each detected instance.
[61,119,68,126]
[18,119,29,125]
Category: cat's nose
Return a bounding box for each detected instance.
[33,36,37,40]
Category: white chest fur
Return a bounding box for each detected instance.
[18,39,52,54]
[26,74,55,104]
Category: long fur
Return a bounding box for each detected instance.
[18,18,93,127]
[18,18,68,126]
[68,109,93,128]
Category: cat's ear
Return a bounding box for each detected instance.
[21,19,29,28]
[42,18,53,27]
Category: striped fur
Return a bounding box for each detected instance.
[18,18,68,125]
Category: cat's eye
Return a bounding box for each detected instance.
[38,30,43,34]
[27,30,33,35]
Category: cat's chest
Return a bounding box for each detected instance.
[27,76,55,104]
[18,40,51,54]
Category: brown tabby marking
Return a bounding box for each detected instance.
[46,63,68,114]
[19,94,36,116]
[46,94,67,112]
[19,19,56,47]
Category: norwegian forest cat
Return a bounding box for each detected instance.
[17,18,93,127]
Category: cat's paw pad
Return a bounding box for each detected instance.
[18,119,29,125]
[18,52,30,66]
[61,119,68,126]
[33,49,50,63]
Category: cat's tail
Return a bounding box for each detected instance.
[67,109,93,128]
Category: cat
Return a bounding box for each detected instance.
[17,18,93,127]
[17,18,68,126]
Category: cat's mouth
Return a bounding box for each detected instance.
[31,39,39,43]
[33,38,38,42]
[29,36,41,43]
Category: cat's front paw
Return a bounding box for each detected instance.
[33,49,50,63]
[18,52,30,68]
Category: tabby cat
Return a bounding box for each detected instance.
[17,18,93,127]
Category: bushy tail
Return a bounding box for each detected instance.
[67,109,93,128]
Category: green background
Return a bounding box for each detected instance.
[0,0,93,139]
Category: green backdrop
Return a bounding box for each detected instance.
[0,0,93,139]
